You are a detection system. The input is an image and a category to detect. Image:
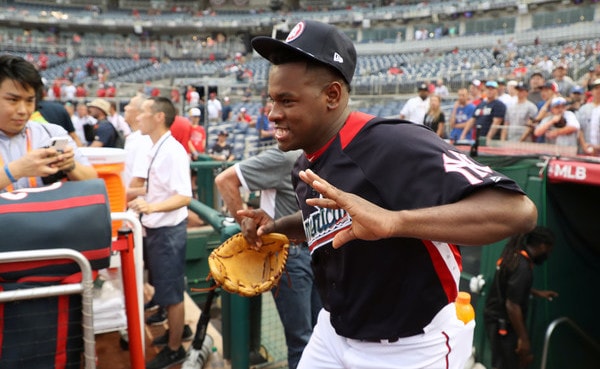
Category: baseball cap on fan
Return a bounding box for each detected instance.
[251,20,357,85]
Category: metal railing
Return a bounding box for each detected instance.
[0,248,96,369]
[540,316,600,369]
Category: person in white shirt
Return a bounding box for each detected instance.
[534,97,580,147]
[108,101,132,137]
[399,83,430,124]
[206,92,222,123]
[127,96,192,369]
[122,94,151,187]
[71,102,97,145]
[433,79,449,100]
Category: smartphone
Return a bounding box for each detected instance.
[45,136,70,152]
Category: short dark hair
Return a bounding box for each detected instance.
[148,96,176,128]
[0,54,44,98]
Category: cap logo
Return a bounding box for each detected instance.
[333,52,344,64]
[285,22,305,43]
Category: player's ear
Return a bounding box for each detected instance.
[324,80,342,109]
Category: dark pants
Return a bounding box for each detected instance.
[485,320,521,369]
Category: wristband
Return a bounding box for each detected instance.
[4,164,17,182]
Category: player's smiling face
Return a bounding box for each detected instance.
[267,62,334,153]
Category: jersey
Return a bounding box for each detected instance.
[292,111,524,340]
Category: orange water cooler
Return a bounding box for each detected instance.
[80,147,127,237]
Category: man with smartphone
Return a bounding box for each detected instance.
[0,54,97,191]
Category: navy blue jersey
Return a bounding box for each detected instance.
[292,112,524,340]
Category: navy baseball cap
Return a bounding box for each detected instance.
[251,20,357,85]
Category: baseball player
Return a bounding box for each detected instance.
[238,20,538,369]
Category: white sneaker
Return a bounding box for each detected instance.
[181,348,203,369]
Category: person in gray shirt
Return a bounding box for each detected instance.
[215,148,321,369]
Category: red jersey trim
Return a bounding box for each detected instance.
[305,111,375,162]
[422,240,461,303]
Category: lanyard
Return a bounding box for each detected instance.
[0,128,37,191]
[140,133,169,223]
[145,133,170,192]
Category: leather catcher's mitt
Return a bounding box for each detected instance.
[208,233,289,297]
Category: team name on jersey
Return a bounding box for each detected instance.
[304,205,351,253]
[443,150,494,184]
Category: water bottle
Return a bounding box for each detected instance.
[455,291,475,324]
[210,346,225,368]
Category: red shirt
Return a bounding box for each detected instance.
[190,125,206,153]
[170,115,192,153]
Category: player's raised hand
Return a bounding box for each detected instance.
[299,169,395,248]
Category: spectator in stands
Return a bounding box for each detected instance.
[536,55,554,75]
[209,130,234,161]
[105,82,117,98]
[581,65,600,93]
[50,79,62,101]
[448,88,476,142]
[221,96,233,122]
[71,102,96,146]
[460,80,507,142]
[206,91,222,123]
[108,101,132,137]
[86,98,118,147]
[434,78,449,100]
[567,85,585,113]
[236,107,255,126]
[188,107,206,160]
[497,78,515,109]
[577,79,600,155]
[423,94,445,137]
[512,60,528,80]
[399,82,430,124]
[387,64,402,76]
[127,97,192,369]
[170,87,180,104]
[532,82,560,135]
[549,65,575,97]
[534,97,580,147]
[214,148,321,369]
[185,85,199,108]
[527,71,546,106]
[75,83,87,98]
[62,80,76,103]
[0,54,96,192]
[257,102,275,143]
[242,86,253,103]
[96,83,106,97]
[469,79,484,106]
[493,81,538,142]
